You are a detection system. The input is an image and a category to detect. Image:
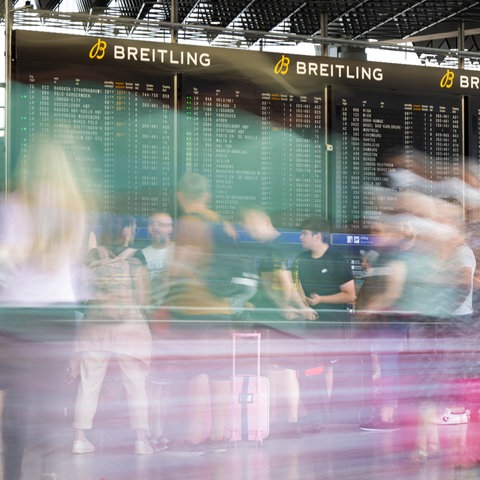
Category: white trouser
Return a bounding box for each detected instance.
[73,350,149,431]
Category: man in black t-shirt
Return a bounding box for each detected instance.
[296,216,356,431]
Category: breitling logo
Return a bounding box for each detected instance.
[440,69,455,89]
[274,55,291,75]
[89,38,107,60]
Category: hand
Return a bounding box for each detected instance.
[285,309,302,320]
[306,294,322,306]
[223,221,238,240]
[304,307,318,321]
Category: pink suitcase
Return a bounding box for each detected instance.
[229,332,270,445]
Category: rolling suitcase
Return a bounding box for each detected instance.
[229,332,270,445]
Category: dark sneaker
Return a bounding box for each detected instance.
[163,442,205,456]
[360,418,399,432]
[203,440,228,453]
[151,436,170,452]
[300,421,326,434]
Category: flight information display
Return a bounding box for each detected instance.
[467,96,480,174]
[332,88,462,231]
[12,30,480,233]
[180,77,326,228]
[12,63,174,219]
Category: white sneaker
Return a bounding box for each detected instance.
[436,408,470,425]
[135,440,154,455]
[72,438,96,454]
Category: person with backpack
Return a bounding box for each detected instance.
[72,213,154,455]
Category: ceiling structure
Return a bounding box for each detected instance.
[6,0,480,67]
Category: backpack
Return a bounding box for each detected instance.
[85,246,140,322]
[190,213,259,299]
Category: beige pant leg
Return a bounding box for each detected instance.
[117,354,150,432]
[73,350,111,430]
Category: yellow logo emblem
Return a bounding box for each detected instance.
[274,55,291,75]
[89,38,107,60]
[440,69,455,89]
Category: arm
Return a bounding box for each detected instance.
[129,251,151,312]
[307,279,356,307]
[355,260,407,314]
[450,265,474,309]
[135,266,151,322]
[263,268,317,320]
[169,216,209,279]
[296,277,319,321]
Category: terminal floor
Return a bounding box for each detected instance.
[13,420,480,480]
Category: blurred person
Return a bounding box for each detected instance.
[296,216,356,432]
[0,140,86,480]
[424,210,478,467]
[378,147,480,209]
[369,192,469,461]
[354,222,412,432]
[237,204,312,438]
[360,249,379,276]
[141,211,174,450]
[72,213,154,455]
[166,173,232,453]
[142,212,174,309]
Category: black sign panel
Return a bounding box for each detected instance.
[331,87,462,231]
[180,76,326,227]
[12,59,174,218]
[10,31,477,231]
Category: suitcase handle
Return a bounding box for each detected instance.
[233,331,261,382]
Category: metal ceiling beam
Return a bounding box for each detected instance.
[310,0,370,37]
[385,27,480,44]
[8,0,480,60]
[12,8,480,62]
[249,1,306,48]
[351,0,431,40]
[399,0,480,40]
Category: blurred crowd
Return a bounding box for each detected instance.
[1,142,480,479]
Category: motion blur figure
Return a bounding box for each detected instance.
[72,213,153,456]
[166,173,232,452]
[142,212,174,309]
[354,219,412,432]
[369,172,473,462]
[237,205,310,438]
[0,141,86,480]
[142,211,174,449]
[378,147,480,209]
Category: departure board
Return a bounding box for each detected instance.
[12,30,480,232]
[468,96,480,174]
[12,65,174,219]
[181,77,326,228]
[332,88,462,231]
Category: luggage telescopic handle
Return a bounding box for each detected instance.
[233,332,261,382]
